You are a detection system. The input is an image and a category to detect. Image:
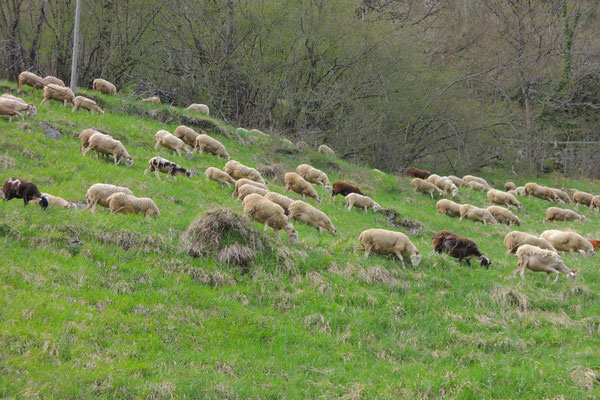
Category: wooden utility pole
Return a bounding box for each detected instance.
[70,0,82,91]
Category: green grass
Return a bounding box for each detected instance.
[1,80,600,398]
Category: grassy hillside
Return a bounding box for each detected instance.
[1,81,600,399]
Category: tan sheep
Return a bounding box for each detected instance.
[358,229,422,267]
[463,175,491,189]
[435,177,458,197]
[79,129,110,152]
[224,160,267,185]
[503,231,558,254]
[426,174,442,186]
[83,133,133,166]
[234,179,268,197]
[318,144,335,156]
[515,186,526,196]
[524,182,561,203]
[573,191,593,207]
[486,189,522,210]
[264,192,295,215]
[43,76,65,86]
[552,188,572,204]
[173,125,200,147]
[411,178,443,199]
[142,96,161,104]
[486,206,521,226]
[106,192,159,217]
[504,182,516,191]
[237,184,268,201]
[459,204,497,225]
[187,103,209,115]
[32,192,76,209]
[288,200,336,234]
[345,193,380,213]
[0,97,37,121]
[242,193,298,243]
[85,183,133,212]
[514,244,576,283]
[204,167,236,188]
[436,199,462,218]
[591,195,600,213]
[72,96,104,115]
[544,207,586,223]
[155,130,192,157]
[41,84,75,106]
[1,93,26,103]
[284,172,321,203]
[296,164,331,190]
[18,71,44,90]
[541,230,594,255]
[93,78,117,95]
[447,175,467,187]
[466,181,489,192]
[194,134,230,160]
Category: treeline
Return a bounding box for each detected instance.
[2,0,600,176]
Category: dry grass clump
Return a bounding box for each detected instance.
[217,244,256,271]
[0,155,16,170]
[357,266,399,287]
[304,313,332,334]
[492,287,529,312]
[570,367,599,391]
[258,164,285,183]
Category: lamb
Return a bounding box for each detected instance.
[296,164,331,190]
[318,144,335,156]
[573,191,594,207]
[18,71,44,90]
[224,160,267,185]
[436,199,462,218]
[264,192,295,215]
[242,193,298,243]
[486,189,523,210]
[72,96,104,115]
[504,182,516,191]
[144,156,197,180]
[106,192,159,217]
[194,134,230,160]
[463,175,491,189]
[85,183,133,212]
[524,182,561,203]
[503,231,558,254]
[142,96,161,104]
[541,230,594,255]
[466,181,489,192]
[41,84,75,106]
[552,188,572,204]
[406,167,431,179]
[92,78,117,95]
[34,192,76,209]
[234,179,268,197]
[204,167,236,188]
[237,184,269,201]
[411,178,443,199]
[288,200,336,234]
[514,186,526,196]
[173,125,200,147]
[431,230,490,267]
[0,97,37,121]
[359,229,422,267]
[43,76,65,86]
[83,133,133,166]
[155,130,192,157]
[459,204,497,225]
[435,177,458,197]
[331,181,364,198]
[486,206,521,226]
[544,207,586,223]
[514,244,576,283]
[447,175,467,187]
[284,172,321,203]
[187,103,210,115]
[591,195,600,213]
[2,178,48,208]
[345,193,381,213]
[79,129,110,152]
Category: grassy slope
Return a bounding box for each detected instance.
[1,81,600,399]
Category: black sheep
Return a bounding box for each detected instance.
[432,230,490,267]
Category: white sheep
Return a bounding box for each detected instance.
[436,177,458,197]
[541,230,594,255]
[447,175,468,187]
[224,160,267,185]
[194,134,230,160]
[72,96,104,115]
[411,178,443,199]
[204,167,236,188]
[466,181,489,192]
[503,231,558,254]
[544,207,586,223]
[93,78,117,95]
[242,193,298,243]
[514,186,526,196]
[514,244,576,283]
[142,96,161,104]
[573,191,593,207]
[296,164,331,190]
[486,189,523,210]
[318,144,335,156]
[155,130,192,157]
[237,184,269,201]
[173,125,200,147]
[83,133,133,166]
[106,192,159,217]
[524,182,561,203]
[85,183,133,212]
[288,200,336,234]
[504,182,516,191]
[43,76,65,86]
[345,193,380,213]
[358,229,422,267]
[486,205,521,226]
[0,97,37,121]
[264,192,295,215]
[459,204,497,225]
[591,195,600,213]
[234,179,268,197]
[284,172,321,203]
[426,174,442,186]
[41,84,74,106]
[187,103,210,115]
[79,129,110,152]
[552,188,572,204]
[463,175,491,189]
[18,71,44,90]
[436,199,462,218]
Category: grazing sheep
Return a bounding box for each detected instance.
[285,172,320,203]
[435,177,458,197]
[237,184,268,201]
[142,96,161,104]
[72,96,104,115]
[187,103,210,115]
[463,175,491,189]
[486,189,523,210]
[459,204,497,225]
[426,174,442,186]
[242,193,298,243]
[504,182,516,191]
[573,191,594,207]
[18,71,44,90]
[224,160,267,185]
[591,195,600,213]
[0,97,37,121]
[155,130,192,157]
[514,244,576,283]
[544,207,586,223]
[79,129,110,152]
[466,181,489,192]
[41,84,74,106]
[431,230,490,267]
[204,167,236,188]
[296,164,331,190]
[514,186,526,196]
[1,93,26,103]
[43,76,65,86]
[406,167,431,179]
[85,183,133,212]
[144,156,197,180]
[436,199,462,218]
[34,193,76,209]
[541,230,594,255]
[288,200,336,235]
[524,182,561,203]
[194,134,230,160]
[234,179,268,197]
[447,175,467,187]
[173,125,200,147]
[264,192,295,215]
[106,192,159,217]
[318,144,335,156]
[2,178,48,208]
[552,188,572,204]
[83,133,133,166]
[249,128,269,137]
[359,229,421,267]
[331,181,364,199]
[503,231,558,254]
[92,78,117,95]
[486,206,521,226]
[345,193,381,213]
[411,178,443,199]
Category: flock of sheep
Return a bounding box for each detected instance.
[1,71,598,283]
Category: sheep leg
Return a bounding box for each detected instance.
[154,170,161,180]
[318,226,323,234]
[396,252,406,268]
[114,156,121,165]
[72,104,78,112]
[363,207,367,213]
[40,97,48,105]
[363,245,372,258]
[176,149,182,157]
[429,192,434,200]
[264,222,268,232]
[154,141,161,150]
[94,151,99,160]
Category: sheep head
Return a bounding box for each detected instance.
[410,252,422,267]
